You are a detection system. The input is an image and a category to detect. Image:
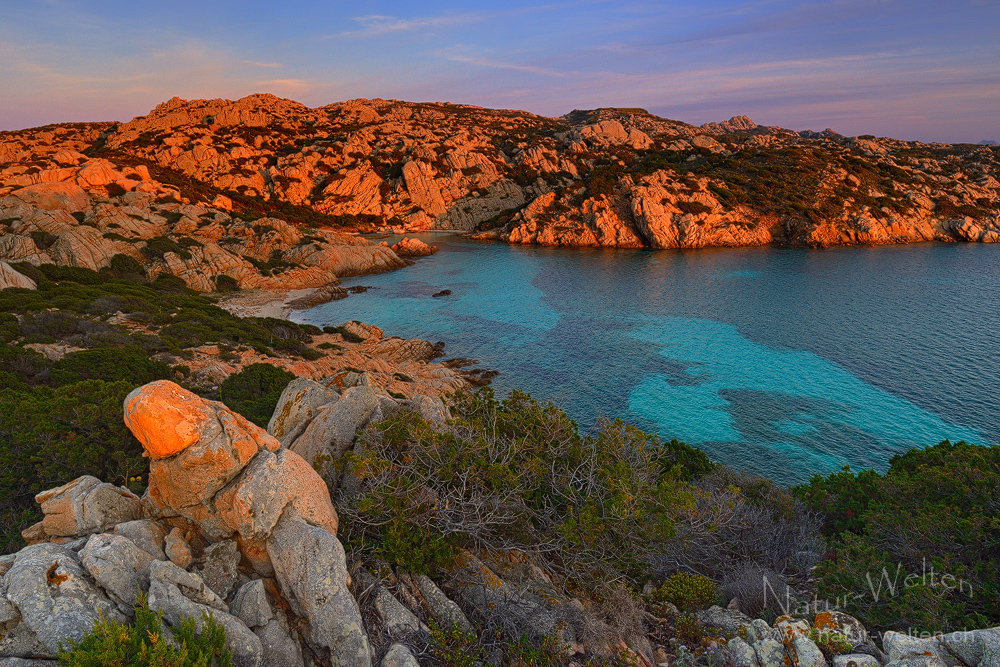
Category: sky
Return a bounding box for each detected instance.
[1,0,998,142]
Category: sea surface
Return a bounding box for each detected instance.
[294,235,1000,485]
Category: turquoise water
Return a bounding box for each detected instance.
[295,235,999,485]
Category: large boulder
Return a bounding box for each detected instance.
[940,628,1000,667]
[3,543,126,655]
[124,381,280,513]
[381,643,420,667]
[256,619,305,667]
[267,377,339,447]
[79,533,154,615]
[13,182,91,214]
[31,475,142,539]
[123,381,338,573]
[729,637,761,667]
[267,511,371,667]
[290,385,378,466]
[882,632,948,666]
[0,262,36,290]
[211,446,339,572]
[407,394,450,428]
[230,580,272,629]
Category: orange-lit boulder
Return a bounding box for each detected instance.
[122,380,339,573]
[124,381,279,512]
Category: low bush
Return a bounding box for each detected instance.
[50,347,173,386]
[219,363,296,427]
[0,380,146,553]
[796,440,1000,633]
[340,387,709,583]
[59,593,231,667]
[649,572,717,612]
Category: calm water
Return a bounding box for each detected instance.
[295,234,1000,485]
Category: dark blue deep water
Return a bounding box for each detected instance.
[295,234,1000,485]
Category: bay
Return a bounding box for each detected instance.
[295,234,999,485]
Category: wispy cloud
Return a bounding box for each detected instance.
[336,12,486,38]
[242,60,283,68]
[444,53,566,77]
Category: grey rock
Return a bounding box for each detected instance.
[940,628,1000,667]
[789,636,828,667]
[884,658,948,667]
[149,560,228,612]
[231,580,272,629]
[0,596,20,627]
[268,377,340,447]
[407,394,449,428]
[114,519,168,561]
[748,618,781,644]
[448,551,574,646]
[375,395,401,420]
[33,476,142,538]
[79,533,154,615]
[729,637,761,667]
[698,605,754,635]
[0,658,59,666]
[814,611,871,650]
[291,386,378,467]
[883,632,947,666]
[148,576,262,667]
[381,643,420,667]
[754,639,787,667]
[267,512,371,667]
[414,574,474,635]
[977,628,1000,667]
[194,540,240,601]
[0,621,49,660]
[3,543,126,655]
[373,587,422,637]
[255,619,305,667]
[832,655,878,667]
[941,630,982,666]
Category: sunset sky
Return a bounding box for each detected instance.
[2,0,997,142]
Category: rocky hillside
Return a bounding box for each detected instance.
[4,94,997,258]
[0,120,407,293]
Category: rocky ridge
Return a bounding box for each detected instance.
[4,95,997,265]
[3,94,995,254]
[0,120,408,293]
[1,377,997,667]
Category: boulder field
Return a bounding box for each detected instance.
[1,375,998,666]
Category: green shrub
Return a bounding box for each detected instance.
[323,325,364,343]
[0,380,147,552]
[214,275,239,292]
[650,572,717,612]
[219,363,296,427]
[799,441,1000,633]
[341,388,703,582]
[50,347,173,386]
[427,619,484,667]
[102,254,146,279]
[59,593,231,666]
